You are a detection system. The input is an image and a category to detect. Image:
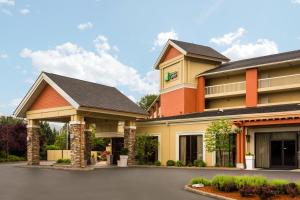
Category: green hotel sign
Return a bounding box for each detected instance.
[164,71,178,82]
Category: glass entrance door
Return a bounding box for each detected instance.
[179,135,203,165]
[271,140,296,168]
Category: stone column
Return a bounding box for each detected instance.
[124,120,136,166]
[84,124,92,165]
[27,120,40,165]
[70,115,86,168]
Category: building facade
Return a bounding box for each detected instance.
[137,39,300,169]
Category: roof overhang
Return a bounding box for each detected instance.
[13,72,79,118]
[198,58,300,78]
[154,40,229,69]
[154,40,187,69]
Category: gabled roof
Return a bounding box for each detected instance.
[200,49,300,76]
[14,72,146,118]
[154,39,230,69]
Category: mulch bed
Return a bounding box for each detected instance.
[191,186,300,200]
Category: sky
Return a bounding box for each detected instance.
[0,0,300,116]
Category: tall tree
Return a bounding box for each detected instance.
[204,119,233,167]
[0,117,26,157]
[138,94,158,111]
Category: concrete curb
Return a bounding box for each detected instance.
[17,165,95,171]
[129,165,241,170]
[184,185,236,200]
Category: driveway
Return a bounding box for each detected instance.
[1,164,300,200]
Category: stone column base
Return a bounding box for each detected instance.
[124,125,136,166]
[27,124,40,165]
[70,121,86,168]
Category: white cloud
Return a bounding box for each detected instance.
[210,28,245,45]
[0,0,15,6]
[152,30,178,50]
[20,36,159,95]
[20,8,30,15]
[77,22,93,30]
[0,53,8,59]
[222,39,278,61]
[292,0,300,4]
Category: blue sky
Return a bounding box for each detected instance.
[0,0,300,116]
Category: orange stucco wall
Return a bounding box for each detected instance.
[162,47,182,63]
[196,76,205,112]
[30,84,70,110]
[161,87,196,117]
[246,68,258,107]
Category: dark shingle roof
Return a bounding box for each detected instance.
[139,104,300,122]
[201,49,300,76]
[170,40,229,62]
[45,72,146,115]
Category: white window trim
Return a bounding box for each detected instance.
[175,131,205,162]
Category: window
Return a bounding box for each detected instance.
[179,135,203,165]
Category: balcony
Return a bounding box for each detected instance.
[258,74,300,93]
[205,81,246,98]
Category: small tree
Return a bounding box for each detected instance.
[138,94,158,111]
[135,134,159,165]
[205,119,233,167]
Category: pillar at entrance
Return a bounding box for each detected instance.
[124,121,136,166]
[27,120,40,165]
[70,115,86,168]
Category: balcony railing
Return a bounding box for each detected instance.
[205,81,246,96]
[258,74,300,90]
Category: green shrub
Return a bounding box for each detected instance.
[0,155,26,162]
[212,175,237,192]
[154,160,161,166]
[56,159,71,164]
[193,160,206,167]
[175,160,184,167]
[45,145,60,150]
[190,177,211,186]
[187,162,193,167]
[235,176,267,189]
[166,160,175,166]
[120,148,129,155]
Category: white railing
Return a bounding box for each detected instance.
[205,81,246,96]
[258,74,300,89]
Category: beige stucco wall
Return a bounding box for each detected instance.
[160,59,184,90]
[206,73,245,86]
[136,121,214,166]
[206,96,245,109]
[259,66,300,78]
[259,90,300,104]
[159,56,219,91]
[186,58,218,85]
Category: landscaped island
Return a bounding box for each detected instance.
[186,175,300,200]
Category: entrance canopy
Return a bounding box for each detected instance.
[14,72,146,121]
[13,72,146,168]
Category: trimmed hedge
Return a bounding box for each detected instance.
[166,160,175,166]
[56,159,71,164]
[189,175,300,199]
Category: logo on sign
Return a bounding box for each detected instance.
[164,71,178,82]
